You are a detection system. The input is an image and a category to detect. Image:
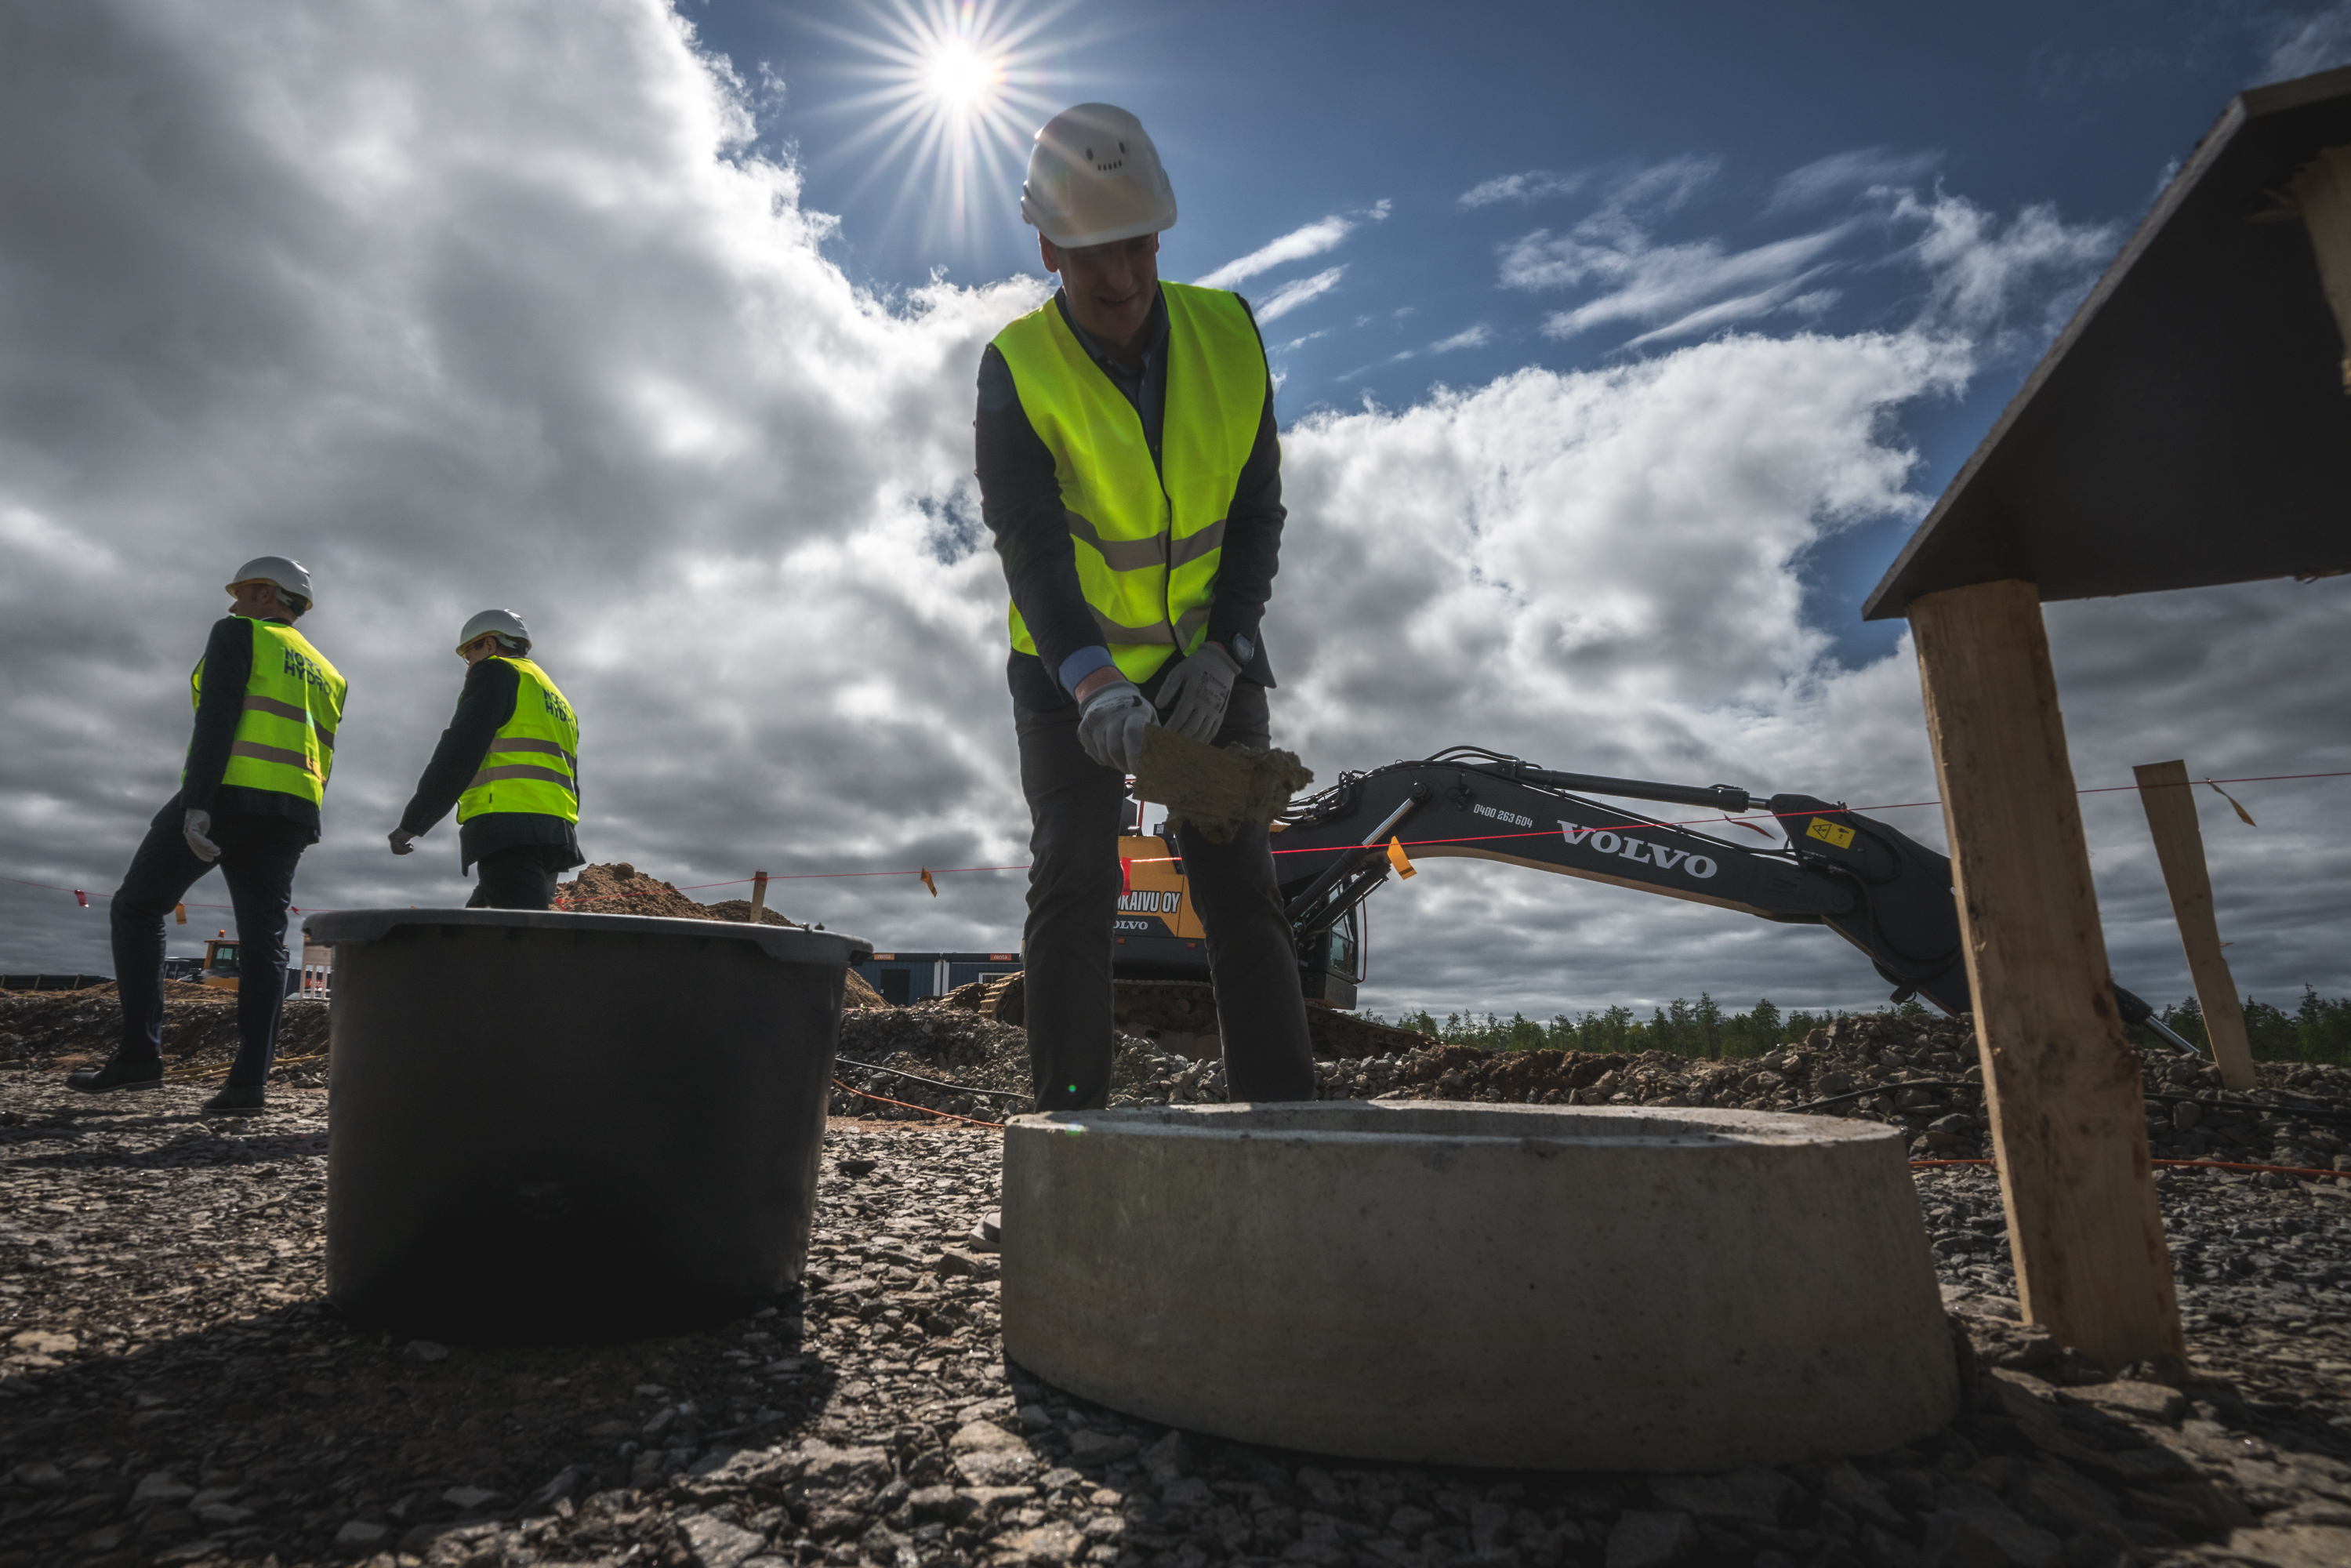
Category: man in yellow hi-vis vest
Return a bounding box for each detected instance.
[388,609,583,909]
[71,556,346,1115]
[975,103,1314,1113]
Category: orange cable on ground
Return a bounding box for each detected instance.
[830,1076,1004,1130]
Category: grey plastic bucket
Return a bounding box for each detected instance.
[304,907,870,1341]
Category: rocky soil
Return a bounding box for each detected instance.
[5,1062,2351,1568]
[7,993,2351,1567]
[0,985,331,1091]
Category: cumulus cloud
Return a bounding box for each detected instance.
[1896,191,2121,355]
[2,0,2341,1027]
[1194,200,1388,290]
[0,0,1043,967]
[1250,266,1348,323]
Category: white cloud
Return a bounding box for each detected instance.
[1509,220,1854,341]
[1765,147,1942,214]
[2263,2,2351,80]
[1457,169,1587,208]
[1897,191,2121,354]
[1195,200,1388,290]
[1,0,2341,1029]
[1428,325,1490,353]
[1251,266,1347,323]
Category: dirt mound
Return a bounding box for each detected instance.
[556,862,731,919]
[555,868,883,1008]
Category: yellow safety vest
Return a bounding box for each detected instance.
[992,281,1268,685]
[457,656,579,823]
[190,618,346,806]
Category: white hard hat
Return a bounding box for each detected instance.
[1020,103,1177,249]
[455,608,531,655]
[226,556,314,614]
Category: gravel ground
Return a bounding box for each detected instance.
[6,1053,2351,1568]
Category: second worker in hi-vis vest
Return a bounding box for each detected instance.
[976,103,1315,1113]
[72,556,346,1114]
[388,609,584,909]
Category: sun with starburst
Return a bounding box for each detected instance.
[807,0,1071,257]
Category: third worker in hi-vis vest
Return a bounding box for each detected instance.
[72,555,346,1114]
[974,103,1315,1113]
[388,610,583,910]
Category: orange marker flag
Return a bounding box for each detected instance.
[919,867,938,898]
[2204,778,2257,826]
[1119,858,1133,895]
[174,903,187,926]
[1387,837,1417,879]
[74,890,89,908]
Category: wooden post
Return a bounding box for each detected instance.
[2132,760,2259,1090]
[2289,146,2351,391]
[748,870,770,924]
[1909,579,2182,1367]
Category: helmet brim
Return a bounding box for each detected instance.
[1021,193,1175,252]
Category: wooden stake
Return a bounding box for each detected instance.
[1909,579,2182,1368]
[2132,760,2259,1091]
[748,870,769,924]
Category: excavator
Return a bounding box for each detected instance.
[981,746,2200,1059]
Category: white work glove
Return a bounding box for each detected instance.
[387,829,417,856]
[1077,679,1156,775]
[183,809,221,863]
[1154,642,1242,744]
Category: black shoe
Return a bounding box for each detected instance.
[202,1083,267,1115]
[67,1058,162,1094]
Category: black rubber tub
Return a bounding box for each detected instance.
[303,908,872,1341]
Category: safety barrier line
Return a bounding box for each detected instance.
[830,1076,1004,1129]
[5,768,2346,915]
[1912,1156,2347,1181]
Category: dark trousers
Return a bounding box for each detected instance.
[1015,678,1315,1112]
[467,844,569,910]
[111,810,312,1087]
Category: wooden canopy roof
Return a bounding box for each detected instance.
[1863,65,2351,620]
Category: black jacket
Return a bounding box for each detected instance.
[165,615,321,842]
[397,658,583,873]
[974,287,1283,712]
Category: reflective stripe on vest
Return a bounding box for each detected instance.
[991,282,1266,684]
[457,657,579,824]
[189,619,347,807]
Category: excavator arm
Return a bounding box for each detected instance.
[1264,746,2194,1049]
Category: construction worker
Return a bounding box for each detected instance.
[72,557,345,1114]
[388,610,582,909]
[975,103,1315,1113]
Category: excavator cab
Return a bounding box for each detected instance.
[200,935,241,992]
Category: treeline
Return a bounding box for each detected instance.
[2142,987,2351,1066]
[1370,985,2351,1066]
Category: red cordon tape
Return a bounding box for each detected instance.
[830,1076,1004,1130]
[5,768,2346,912]
[1913,1156,2348,1181]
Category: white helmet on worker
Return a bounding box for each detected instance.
[455,608,531,656]
[1020,103,1177,249]
[224,555,313,615]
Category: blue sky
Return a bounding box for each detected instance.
[695,0,2338,662]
